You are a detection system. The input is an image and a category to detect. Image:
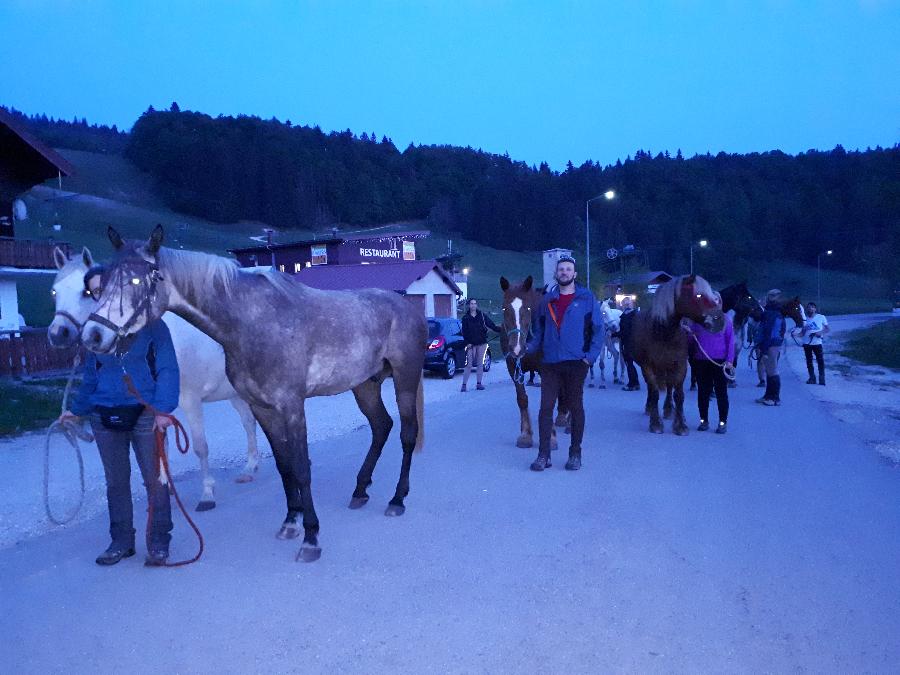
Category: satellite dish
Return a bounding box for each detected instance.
[606,248,618,260]
[13,199,27,222]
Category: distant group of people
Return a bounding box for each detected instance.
[463,257,832,473]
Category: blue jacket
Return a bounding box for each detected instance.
[70,321,180,416]
[526,285,604,365]
[756,303,786,351]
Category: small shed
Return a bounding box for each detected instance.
[294,260,462,318]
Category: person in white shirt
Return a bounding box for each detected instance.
[802,302,829,385]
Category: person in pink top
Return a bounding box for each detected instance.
[689,304,735,434]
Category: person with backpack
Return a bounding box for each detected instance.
[755,289,786,406]
[460,298,501,392]
[58,265,180,566]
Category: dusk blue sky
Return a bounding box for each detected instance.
[2,1,898,169]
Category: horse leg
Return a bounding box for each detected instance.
[180,393,216,511]
[515,380,533,448]
[612,344,623,384]
[251,405,303,541]
[644,370,663,434]
[597,353,607,389]
[672,374,689,436]
[349,379,393,508]
[230,396,260,483]
[286,403,321,562]
[386,368,421,517]
[663,385,674,419]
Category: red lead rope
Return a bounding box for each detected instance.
[123,374,204,567]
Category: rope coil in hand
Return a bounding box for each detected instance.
[688,332,737,382]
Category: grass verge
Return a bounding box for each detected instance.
[840,319,900,370]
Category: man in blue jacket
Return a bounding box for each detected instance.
[754,288,786,406]
[526,256,604,471]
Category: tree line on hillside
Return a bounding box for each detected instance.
[3,106,128,154]
[8,104,900,283]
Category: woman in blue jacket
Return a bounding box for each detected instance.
[59,266,180,566]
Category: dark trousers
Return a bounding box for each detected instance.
[538,360,589,455]
[622,351,639,388]
[803,344,825,381]
[90,412,172,548]
[695,360,729,424]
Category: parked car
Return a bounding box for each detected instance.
[424,317,492,379]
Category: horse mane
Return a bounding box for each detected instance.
[649,275,714,324]
[159,246,297,299]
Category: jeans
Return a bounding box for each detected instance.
[762,346,780,377]
[90,411,172,548]
[538,360,589,454]
[695,360,729,424]
[462,344,488,386]
[803,344,825,381]
[622,351,639,388]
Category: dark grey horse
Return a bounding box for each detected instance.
[81,226,426,562]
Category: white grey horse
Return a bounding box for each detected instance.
[81,226,426,562]
[595,299,623,386]
[49,246,260,511]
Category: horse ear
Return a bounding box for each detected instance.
[82,246,94,268]
[148,224,164,254]
[523,276,533,291]
[53,246,69,270]
[500,276,510,291]
[684,274,696,285]
[108,226,124,250]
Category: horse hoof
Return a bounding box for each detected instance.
[348,496,369,510]
[674,426,689,436]
[649,424,664,434]
[276,524,301,540]
[516,437,533,448]
[598,384,607,389]
[196,500,216,512]
[588,383,595,388]
[296,544,322,563]
[384,503,406,517]
[234,473,254,484]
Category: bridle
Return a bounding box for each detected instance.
[53,309,84,333]
[87,263,164,341]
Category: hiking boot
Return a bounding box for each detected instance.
[144,546,169,567]
[806,377,817,385]
[460,384,467,392]
[623,384,640,391]
[530,454,552,472]
[715,422,728,434]
[565,453,582,471]
[476,383,485,391]
[697,420,710,431]
[95,543,135,566]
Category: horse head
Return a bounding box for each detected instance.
[499,275,537,358]
[720,281,761,327]
[82,225,170,354]
[49,246,96,348]
[599,298,622,332]
[653,274,723,332]
[781,296,805,328]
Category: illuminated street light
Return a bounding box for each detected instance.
[585,190,617,289]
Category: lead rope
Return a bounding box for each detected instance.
[43,351,91,526]
[688,331,737,381]
[122,373,204,567]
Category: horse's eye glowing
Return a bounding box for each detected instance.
[51,289,56,297]
[696,294,702,298]
[131,277,141,285]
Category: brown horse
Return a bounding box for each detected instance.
[499,276,558,449]
[630,274,722,435]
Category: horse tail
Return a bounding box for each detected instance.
[414,374,425,452]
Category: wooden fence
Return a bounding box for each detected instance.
[0,238,69,270]
[0,328,78,378]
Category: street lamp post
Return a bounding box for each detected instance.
[585,190,615,290]
[689,239,708,275]
[817,249,833,307]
